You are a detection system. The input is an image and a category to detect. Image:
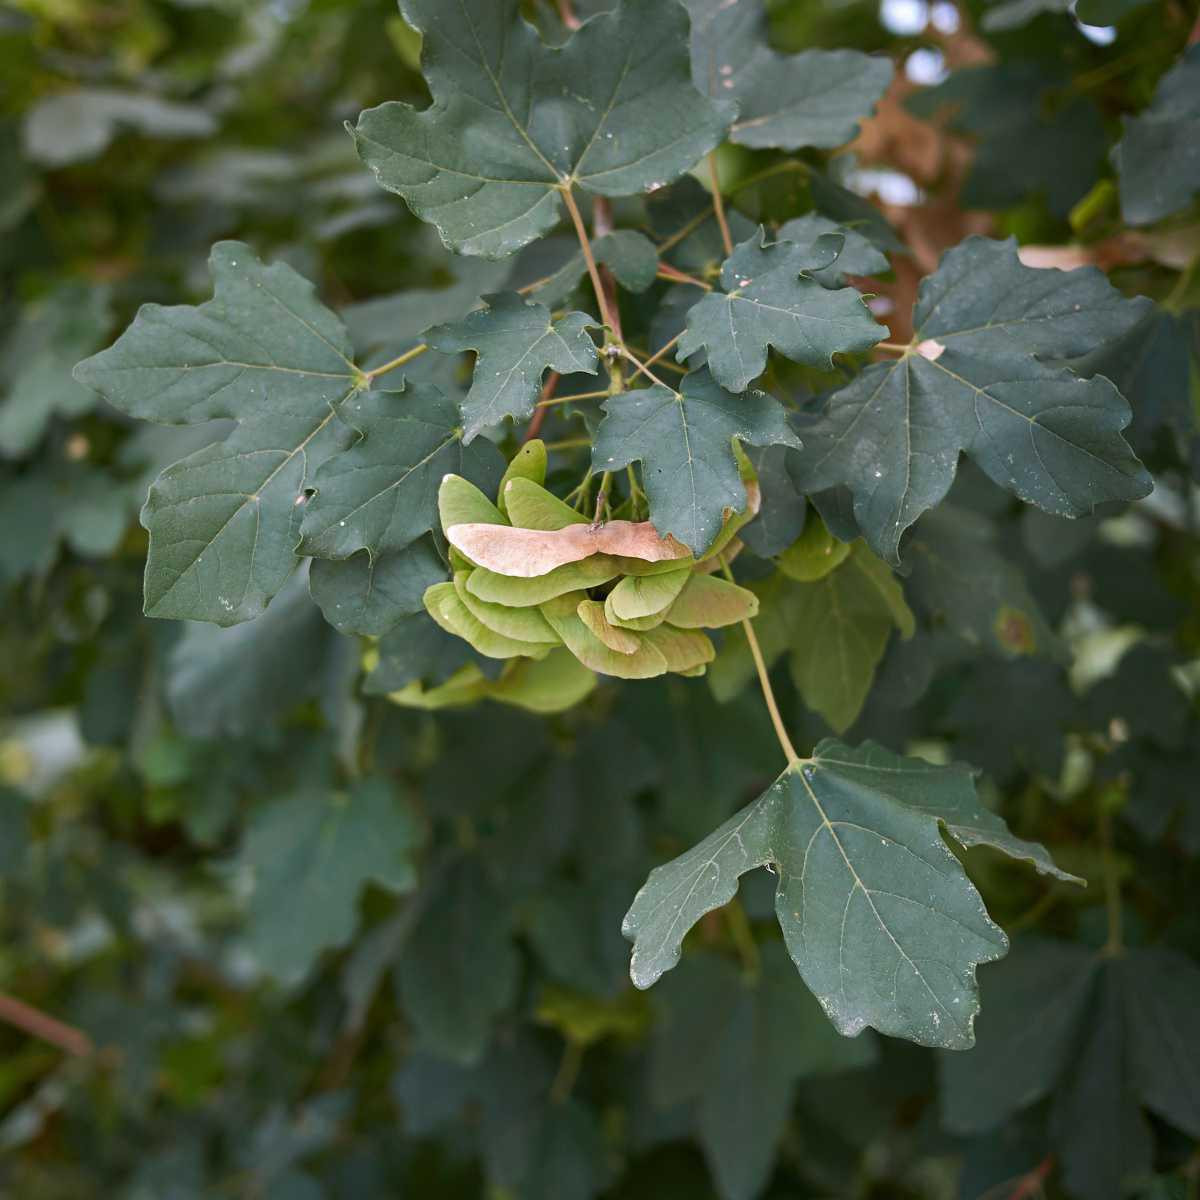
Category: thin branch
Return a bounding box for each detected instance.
[874,342,911,354]
[560,185,616,335]
[619,348,675,393]
[1005,1156,1055,1200]
[719,560,799,765]
[550,1038,584,1104]
[708,152,734,257]
[641,332,682,371]
[537,387,613,408]
[0,994,93,1057]
[364,342,429,382]
[656,208,713,257]
[523,371,559,443]
[657,262,712,290]
[545,437,593,451]
[591,471,612,525]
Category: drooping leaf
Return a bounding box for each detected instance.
[352,0,733,257]
[73,242,364,626]
[238,777,420,987]
[593,369,801,552]
[624,739,1077,1047]
[1115,46,1200,226]
[676,229,884,392]
[686,0,892,150]
[425,293,598,442]
[789,237,1153,564]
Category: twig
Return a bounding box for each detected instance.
[523,372,559,443]
[619,348,675,392]
[720,559,799,764]
[550,1038,584,1103]
[657,262,712,290]
[364,342,428,382]
[875,342,911,354]
[0,994,93,1058]
[641,332,682,371]
[560,185,616,335]
[708,152,734,257]
[537,387,613,408]
[591,472,612,525]
[1006,1156,1054,1200]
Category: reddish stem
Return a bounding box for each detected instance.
[1006,1156,1054,1200]
[657,262,711,290]
[0,993,93,1057]
[524,372,560,443]
[557,0,581,30]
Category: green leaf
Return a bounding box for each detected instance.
[425,293,598,442]
[624,738,1076,1048]
[309,539,445,637]
[166,571,339,739]
[239,777,420,987]
[653,948,877,1200]
[738,445,808,559]
[535,230,661,305]
[907,64,1105,219]
[0,282,112,457]
[300,381,504,561]
[73,241,363,626]
[676,229,884,392]
[776,515,852,582]
[352,0,733,258]
[941,942,1200,1200]
[395,866,519,1064]
[593,369,801,552]
[711,543,911,730]
[21,87,216,166]
[784,543,913,732]
[686,0,892,150]
[777,214,890,285]
[906,506,1064,660]
[789,237,1153,564]
[1116,46,1200,225]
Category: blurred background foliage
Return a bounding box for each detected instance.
[2,0,1200,1197]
